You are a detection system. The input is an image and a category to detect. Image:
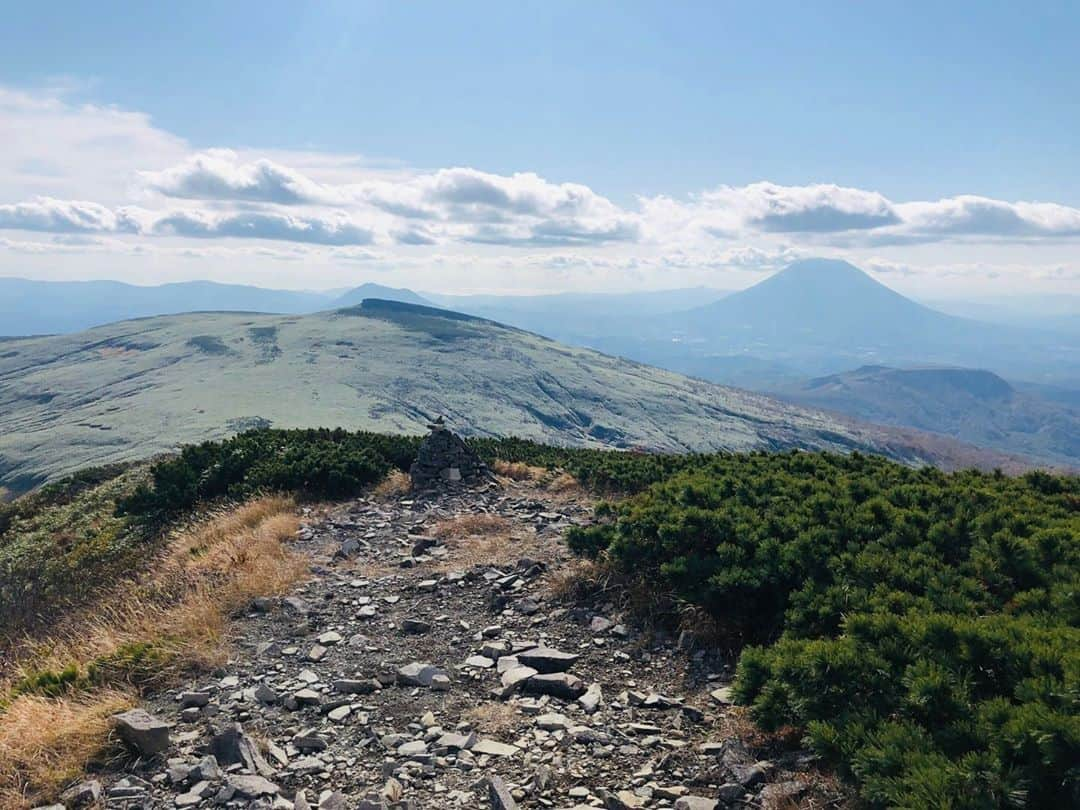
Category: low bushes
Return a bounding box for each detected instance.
[0,465,149,634]
[118,429,421,519]
[117,429,697,521]
[566,451,1080,807]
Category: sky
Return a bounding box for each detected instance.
[1,1,1079,297]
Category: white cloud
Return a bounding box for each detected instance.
[151,208,375,246]
[0,197,139,234]
[0,86,188,204]
[2,84,1080,295]
[896,195,1080,238]
[697,182,900,234]
[140,149,339,205]
[140,153,642,246]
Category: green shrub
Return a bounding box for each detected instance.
[569,451,1080,807]
[0,465,148,635]
[118,428,422,518]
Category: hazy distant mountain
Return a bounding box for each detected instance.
[635,259,1080,388]
[330,283,432,309]
[677,259,990,347]
[0,277,334,336]
[428,287,729,319]
[422,287,730,345]
[0,278,438,337]
[0,299,1021,494]
[783,364,1080,467]
[926,294,1080,335]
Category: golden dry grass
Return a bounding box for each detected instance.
[429,513,549,572]
[373,470,412,498]
[463,702,518,737]
[546,557,613,603]
[0,497,304,807]
[0,690,133,808]
[432,513,510,539]
[10,498,303,681]
[544,471,581,494]
[491,459,546,482]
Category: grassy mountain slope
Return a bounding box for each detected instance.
[784,365,1080,467]
[0,300,1016,494]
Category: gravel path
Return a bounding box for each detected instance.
[85,480,840,810]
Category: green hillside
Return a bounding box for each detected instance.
[0,300,1015,494]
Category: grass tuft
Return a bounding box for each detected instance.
[0,497,304,807]
[0,690,134,808]
[373,470,412,498]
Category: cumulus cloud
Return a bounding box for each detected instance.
[138,154,641,246]
[897,196,1080,238]
[0,198,375,246]
[151,209,375,245]
[0,197,140,234]
[0,85,188,204]
[699,182,900,233]
[3,85,1080,296]
[140,149,339,205]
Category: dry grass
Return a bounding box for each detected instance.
[544,471,580,494]
[491,459,546,482]
[0,690,134,808]
[432,532,533,572]
[463,702,518,737]
[0,497,304,807]
[11,498,304,681]
[547,557,613,603]
[432,513,510,539]
[373,470,412,499]
[429,514,548,572]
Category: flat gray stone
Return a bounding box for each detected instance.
[113,709,170,756]
[488,774,518,809]
[524,672,586,700]
[516,647,580,673]
[227,774,279,798]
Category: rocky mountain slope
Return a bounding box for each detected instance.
[783,365,1080,467]
[79,477,836,809]
[0,300,1016,494]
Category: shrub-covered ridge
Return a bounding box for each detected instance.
[567,452,1079,808]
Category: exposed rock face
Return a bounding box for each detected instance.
[409,423,490,488]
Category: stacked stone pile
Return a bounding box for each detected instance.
[408,420,490,488]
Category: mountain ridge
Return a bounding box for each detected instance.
[0,300,1033,495]
[783,364,1079,466]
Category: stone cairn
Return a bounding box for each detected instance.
[409,417,490,488]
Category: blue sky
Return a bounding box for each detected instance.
[1,1,1079,294]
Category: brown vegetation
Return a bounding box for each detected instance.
[0,497,304,807]
[0,690,134,808]
[432,512,510,539]
[463,701,518,737]
[372,470,412,499]
[491,459,546,482]
[429,513,549,571]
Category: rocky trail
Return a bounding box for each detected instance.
[76,479,839,810]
